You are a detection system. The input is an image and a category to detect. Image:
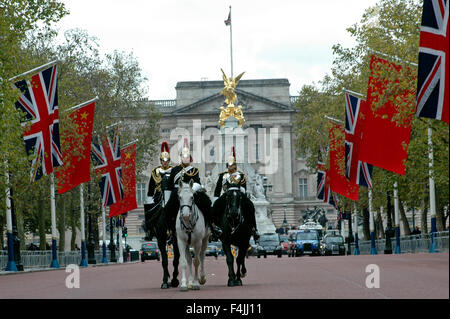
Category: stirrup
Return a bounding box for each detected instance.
[211,225,223,238]
[252,229,260,240]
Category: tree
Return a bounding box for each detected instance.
[293,0,448,233]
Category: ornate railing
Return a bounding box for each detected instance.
[150,99,176,108]
[290,96,299,106]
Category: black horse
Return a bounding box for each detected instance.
[144,202,180,289]
[212,184,253,287]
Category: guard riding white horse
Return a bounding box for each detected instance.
[175,179,210,291]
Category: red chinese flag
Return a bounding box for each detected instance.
[109,143,137,217]
[359,55,414,175]
[56,101,95,194]
[328,123,359,201]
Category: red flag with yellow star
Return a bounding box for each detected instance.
[56,101,95,194]
[328,122,359,201]
[109,143,137,217]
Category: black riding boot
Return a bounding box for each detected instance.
[194,192,223,239]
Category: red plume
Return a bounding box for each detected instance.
[161,141,169,153]
[184,137,189,148]
[232,146,235,158]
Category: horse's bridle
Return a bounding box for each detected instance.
[179,202,199,232]
[225,188,243,234]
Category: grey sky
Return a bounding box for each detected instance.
[58,0,379,100]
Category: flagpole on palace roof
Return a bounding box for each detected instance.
[64,97,99,113]
[8,60,61,82]
[225,5,233,78]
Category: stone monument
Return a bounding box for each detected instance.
[211,69,276,234]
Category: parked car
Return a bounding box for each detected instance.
[205,243,219,258]
[210,241,224,256]
[256,233,283,258]
[320,234,345,256]
[140,242,160,262]
[292,229,320,256]
[279,235,289,255]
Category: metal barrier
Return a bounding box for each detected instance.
[350,231,449,255]
[1,249,120,271]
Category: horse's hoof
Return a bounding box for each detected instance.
[227,279,235,287]
[180,286,188,292]
[171,278,179,288]
[161,283,170,289]
[234,279,242,286]
[188,284,193,290]
[192,285,200,290]
[199,276,206,285]
[241,271,246,278]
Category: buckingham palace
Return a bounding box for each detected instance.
[123,77,339,241]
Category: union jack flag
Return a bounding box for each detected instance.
[13,64,63,182]
[317,157,338,210]
[416,0,449,124]
[91,127,124,206]
[317,161,327,201]
[344,92,373,188]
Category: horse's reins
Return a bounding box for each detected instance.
[179,202,199,246]
[225,187,243,235]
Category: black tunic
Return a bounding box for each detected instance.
[165,164,212,226]
[147,165,172,203]
[214,170,247,198]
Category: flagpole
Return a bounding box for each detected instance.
[4,165,18,272]
[393,181,401,254]
[50,173,60,268]
[230,6,233,78]
[343,88,366,99]
[79,184,88,267]
[367,49,418,67]
[353,202,360,255]
[324,115,344,125]
[118,216,124,263]
[8,60,62,82]
[369,189,378,255]
[101,205,108,263]
[428,121,437,252]
[121,139,139,149]
[64,97,99,114]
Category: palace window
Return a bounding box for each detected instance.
[299,178,308,199]
[136,182,146,205]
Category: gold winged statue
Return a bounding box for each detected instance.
[219,68,246,127]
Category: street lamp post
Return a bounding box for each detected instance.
[262,176,272,199]
[10,188,24,271]
[109,217,117,262]
[347,210,352,256]
[87,212,96,264]
[283,205,288,233]
[384,191,394,254]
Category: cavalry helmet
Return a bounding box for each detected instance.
[160,141,170,161]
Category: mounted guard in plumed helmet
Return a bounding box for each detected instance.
[212,146,259,287]
[143,141,180,289]
[164,138,222,241]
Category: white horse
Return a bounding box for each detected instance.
[175,179,211,291]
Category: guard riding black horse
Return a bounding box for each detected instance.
[144,200,180,289]
[212,182,253,287]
